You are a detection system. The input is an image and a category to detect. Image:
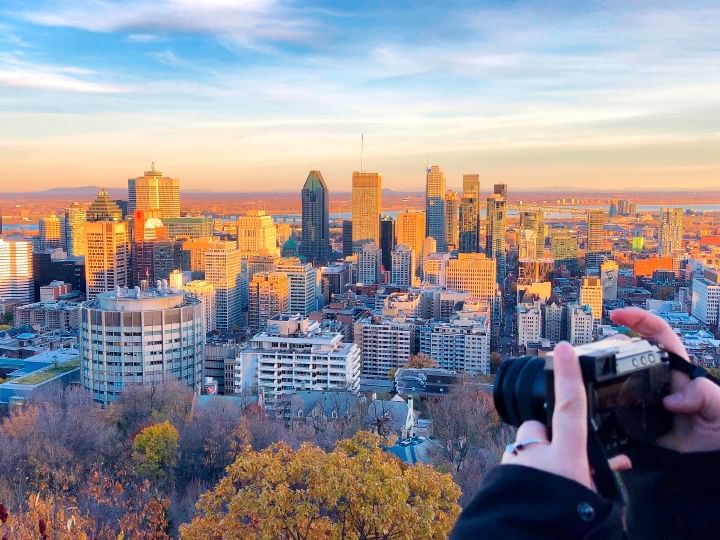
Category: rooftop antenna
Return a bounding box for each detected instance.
[360,133,364,172]
[151,161,155,172]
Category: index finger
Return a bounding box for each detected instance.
[551,342,587,449]
[609,307,688,361]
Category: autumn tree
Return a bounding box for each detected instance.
[132,421,180,486]
[406,352,438,369]
[180,431,461,539]
[489,351,503,374]
[110,381,194,435]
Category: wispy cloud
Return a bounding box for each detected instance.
[0,53,128,93]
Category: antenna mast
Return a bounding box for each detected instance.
[360,134,364,172]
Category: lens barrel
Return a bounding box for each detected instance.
[494,356,548,427]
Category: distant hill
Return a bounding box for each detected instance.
[0,186,127,198]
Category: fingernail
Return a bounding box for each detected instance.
[665,393,683,406]
[555,341,573,357]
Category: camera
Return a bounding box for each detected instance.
[494,337,673,456]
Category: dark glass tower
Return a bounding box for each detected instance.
[300,170,330,263]
[342,221,353,257]
[379,215,395,272]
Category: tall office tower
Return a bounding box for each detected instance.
[658,207,684,257]
[494,183,507,199]
[248,271,290,333]
[551,228,579,274]
[425,165,447,252]
[587,209,608,253]
[247,253,277,280]
[423,252,450,286]
[204,241,243,330]
[391,244,415,287]
[379,215,395,272]
[518,302,542,349]
[86,188,122,222]
[163,216,214,240]
[459,193,479,253]
[342,220,353,257]
[444,190,459,251]
[300,170,330,263]
[242,315,360,410]
[183,280,216,332]
[0,238,33,304]
[617,199,636,217]
[84,221,129,299]
[38,213,63,252]
[181,237,220,277]
[396,209,425,269]
[600,260,619,301]
[356,316,415,381]
[127,163,180,218]
[446,253,497,302]
[485,195,507,283]
[579,276,603,327]
[463,174,480,197]
[569,304,594,346]
[520,209,545,259]
[131,209,176,286]
[691,277,720,326]
[79,287,204,405]
[237,209,278,258]
[420,236,437,278]
[274,257,317,316]
[518,229,538,260]
[351,171,382,245]
[64,202,87,257]
[357,242,382,285]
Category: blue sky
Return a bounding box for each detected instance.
[1,1,719,192]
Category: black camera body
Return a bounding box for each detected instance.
[494,337,673,456]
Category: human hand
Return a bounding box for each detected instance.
[611,307,720,452]
[501,342,631,490]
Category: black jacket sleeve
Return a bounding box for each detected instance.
[450,464,624,540]
[623,444,720,540]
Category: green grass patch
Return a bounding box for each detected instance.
[12,358,80,386]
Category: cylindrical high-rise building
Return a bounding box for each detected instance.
[79,287,205,405]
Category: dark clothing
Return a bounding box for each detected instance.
[452,447,720,539]
[624,444,720,540]
[450,465,624,539]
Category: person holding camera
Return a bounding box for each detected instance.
[451,307,720,539]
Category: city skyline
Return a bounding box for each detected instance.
[1,2,720,192]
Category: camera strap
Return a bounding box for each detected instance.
[587,421,626,505]
[667,351,720,386]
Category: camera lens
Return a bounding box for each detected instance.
[494,356,548,427]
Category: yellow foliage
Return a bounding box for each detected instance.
[180,431,461,540]
[132,421,180,482]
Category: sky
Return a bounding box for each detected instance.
[1,0,719,193]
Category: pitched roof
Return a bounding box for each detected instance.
[303,170,328,191]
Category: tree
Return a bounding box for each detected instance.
[110,381,194,435]
[180,432,461,539]
[132,421,180,485]
[489,351,503,374]
[426,384,514,506]
[406,353,437,369]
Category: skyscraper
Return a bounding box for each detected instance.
[579,276,603,327]
[131,209,177,286]
[351,171,382,245]
[300,170,330,263]
[551,228,579,274]
[390,244,414,287]
[520,210,545,259]
[183,280,216,332]
[463,174,480,197]
[84,221,129,299]
[587,209,607,253]
[396,209,425,269]
[494,183,507,199]
[248,271,290,333]
[38,213,63,251]
[342,220,353,257]
[64,202,87,258]
[459,193,479,253]
[87,189,122,222]
[357,242,382,285]
[444,190,459,251]
[425,165,447,252]
[128,163,180,219]
[486,194,507,283]
[237,209,279,258]
[204,241,244,330]
[379,215,395,272]
[274,257,317,316]
[0,238,33,304]
[658,207,683,257]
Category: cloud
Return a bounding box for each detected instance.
[126,33,160,43]
[13,0,316,47]
[0,53,128,93]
